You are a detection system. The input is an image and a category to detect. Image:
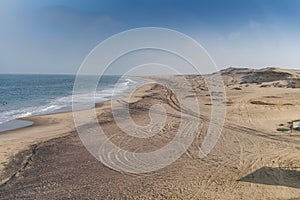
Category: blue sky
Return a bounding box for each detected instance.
[0,0,300,74]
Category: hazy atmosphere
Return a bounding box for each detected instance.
[1,0,300,74]
[1,1,300,199]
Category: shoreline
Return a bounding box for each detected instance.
[0,75,145,133]
[0,82,155,184]
[0,119,34,133]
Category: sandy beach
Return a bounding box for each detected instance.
[1,68,300,199]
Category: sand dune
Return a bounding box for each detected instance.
[219,67,300,88]
[0,67,300,199]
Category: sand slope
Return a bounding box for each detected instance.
[0,68,300,199]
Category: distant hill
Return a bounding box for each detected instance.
[217,67,300,88]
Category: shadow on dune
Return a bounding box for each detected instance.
[239,166,300,188]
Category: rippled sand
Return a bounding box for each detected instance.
[1,71,300,199]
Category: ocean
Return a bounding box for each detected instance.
[0,74,140,132]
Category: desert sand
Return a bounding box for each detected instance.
[0,67,300,199]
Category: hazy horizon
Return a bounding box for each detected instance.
[1,0,300,74]
[0,65,299,76]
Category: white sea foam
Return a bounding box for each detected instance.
[0,77,142,126]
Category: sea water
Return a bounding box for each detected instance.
[0,74,141,132]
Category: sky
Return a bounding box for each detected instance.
[0,0,300,74]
